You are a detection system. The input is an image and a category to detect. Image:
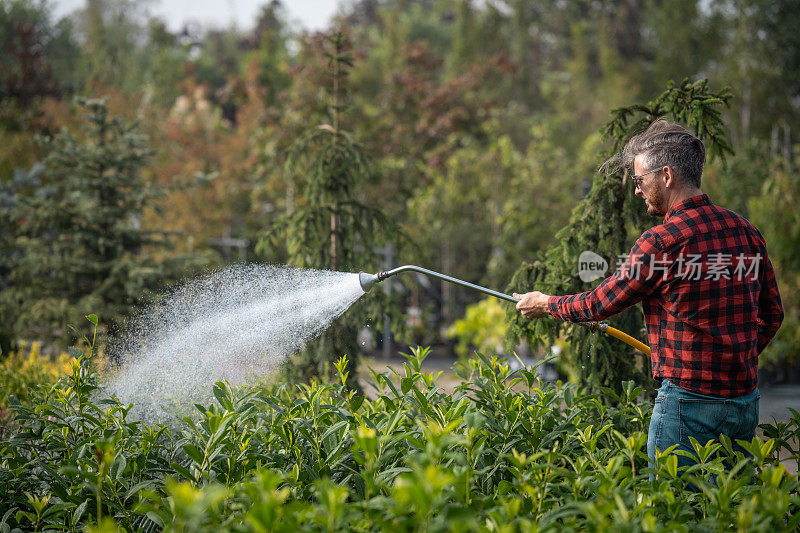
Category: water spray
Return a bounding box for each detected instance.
[359,265,651,356]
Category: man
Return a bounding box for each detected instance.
[513,120,784,472]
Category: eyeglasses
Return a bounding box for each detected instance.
[631,166,664,187]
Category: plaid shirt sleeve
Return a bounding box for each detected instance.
[757,254,784,354]
[548,230,664,322]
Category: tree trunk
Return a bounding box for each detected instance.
[330,210,338,271]
[741,78,751,144]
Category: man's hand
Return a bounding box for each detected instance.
[513,291,551,319]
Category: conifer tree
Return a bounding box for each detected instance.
[505,79,734,397]
[257,32,401,386]
[0,98,196,347]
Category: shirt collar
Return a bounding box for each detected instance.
[664,193,711,221]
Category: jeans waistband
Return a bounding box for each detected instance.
[660,379,759,402]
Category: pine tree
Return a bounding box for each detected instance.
[257,32,401,386]
[505,79,734,398]
[0,98,196,348]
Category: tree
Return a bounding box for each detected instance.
[0,98,202,347]
[78,0,148,93]
[0,0,79,105]
[0,0,80,179]
[505,79,734,398]
[748,148,800,374]
[257,32,401,386]
[353,39,516,326]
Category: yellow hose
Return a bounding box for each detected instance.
[603,325,651,356]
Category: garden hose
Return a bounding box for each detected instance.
[359,265,651,356]
[586,322,651,356]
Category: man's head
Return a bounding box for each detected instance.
[620,120,705,216]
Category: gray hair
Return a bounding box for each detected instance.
[606,120,706,188]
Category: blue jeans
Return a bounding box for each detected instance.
[647,379,759,477]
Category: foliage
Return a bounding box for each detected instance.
[0,0,79,182]
[1,340,799,531]
[505,79,734,398]
[446,298,506,358]
[405,118,577,321]
[0,98,209,347]
[0,341,74,407]
[0,0,79,105]
[0,341,75,440]
[748,149,800,368]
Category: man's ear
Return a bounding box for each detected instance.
[662,166,677,188]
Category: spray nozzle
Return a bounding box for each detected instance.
[358,271,380,293]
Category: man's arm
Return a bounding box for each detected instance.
[516,230,664,322]
[757,254,783,354]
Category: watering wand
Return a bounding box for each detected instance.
[359,265,651,356]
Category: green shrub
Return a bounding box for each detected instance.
[0,341,75,407]
[1,344,798,532]
[447,298,508,359]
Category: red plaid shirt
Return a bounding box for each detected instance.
[548,194,783,397]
